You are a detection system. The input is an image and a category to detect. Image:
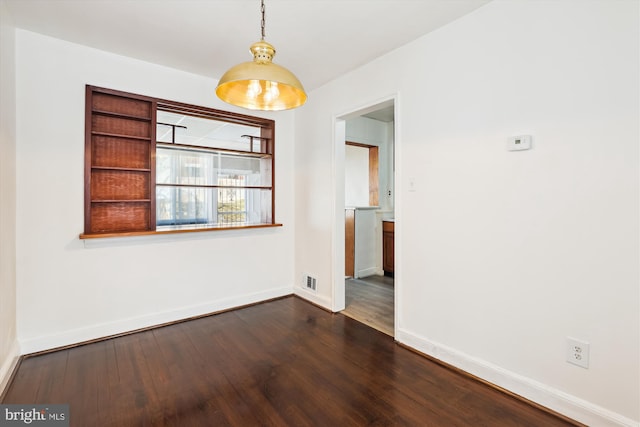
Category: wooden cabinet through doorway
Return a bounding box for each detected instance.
[345,209,355,277]
[383,220,394,276]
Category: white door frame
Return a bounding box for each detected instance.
[331,96,399,338]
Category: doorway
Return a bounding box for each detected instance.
[344,142,379,278]
[337,99,395,336]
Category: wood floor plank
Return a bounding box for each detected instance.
[110,332,161,425]
[62,340,108,426]
[233,305,379,426]
[2,296,580,426]
[343,275,394,336]
[5,349,68,404]
[148,325,224,426]
[182,313,279,426]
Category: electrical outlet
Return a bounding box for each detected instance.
[566,337,589,369]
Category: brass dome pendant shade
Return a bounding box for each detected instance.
[216,1,307,111]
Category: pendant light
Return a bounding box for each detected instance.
[215,0,307,111]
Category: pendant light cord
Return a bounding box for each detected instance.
[260,0,266,41]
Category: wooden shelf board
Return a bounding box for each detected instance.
[92,109,151,122]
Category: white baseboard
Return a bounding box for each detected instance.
[294,287,332,310]
[355,267,378,278]
[396,328,639,427]
[0,339,20,396]
[19,287,293,355]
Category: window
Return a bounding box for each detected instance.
[155,111,273,229]
[82,86,278,238]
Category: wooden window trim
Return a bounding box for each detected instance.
[81,85,280,239]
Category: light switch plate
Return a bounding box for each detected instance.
[507,135,532,151]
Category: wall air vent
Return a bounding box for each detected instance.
[303,274,317,292]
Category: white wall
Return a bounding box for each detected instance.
[0,0,20,394]
[344,145,369,207]
[15,30,296,353]
[295,1,639,425]
[353,208,378,278]
[346,116,394,212]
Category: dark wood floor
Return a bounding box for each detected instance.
[2,296,578,426]
[343,275,394,336]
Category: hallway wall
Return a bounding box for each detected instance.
[0,0,19,394]
[295,1,639,424]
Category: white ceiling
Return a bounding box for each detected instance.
[4,0,490,92]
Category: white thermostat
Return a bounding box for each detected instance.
[507,135,532,151]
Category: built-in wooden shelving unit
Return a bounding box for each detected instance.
[84,86,156,234]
